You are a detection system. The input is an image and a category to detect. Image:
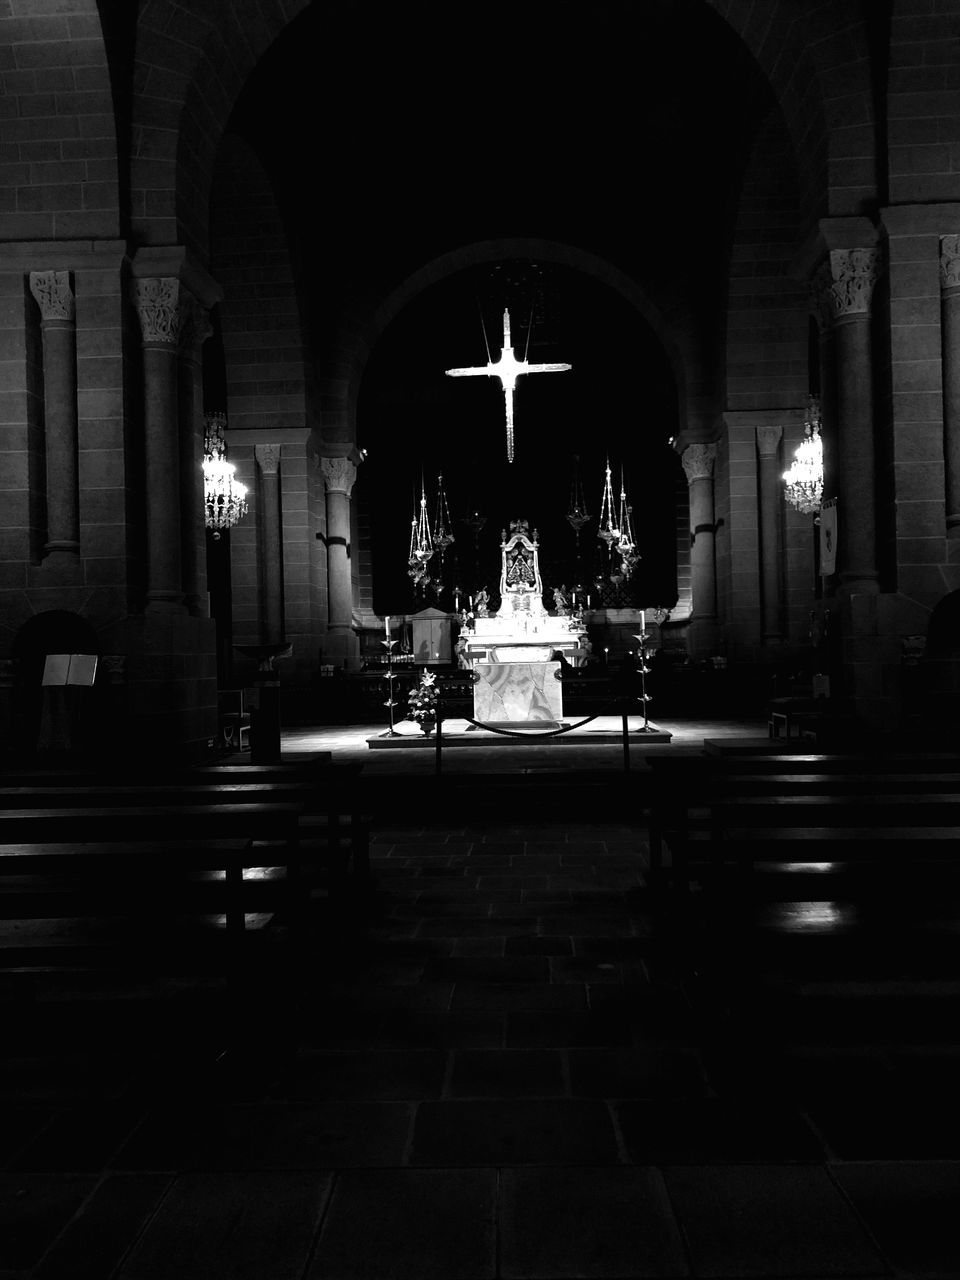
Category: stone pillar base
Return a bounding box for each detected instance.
[685,617,722,659]
[322,627,360,671]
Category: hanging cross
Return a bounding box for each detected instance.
[445,308,572,462]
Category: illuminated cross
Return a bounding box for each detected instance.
[446,308,572,462]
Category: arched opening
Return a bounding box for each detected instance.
[358,259,680,617]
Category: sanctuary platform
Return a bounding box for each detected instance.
[367,716,672,749]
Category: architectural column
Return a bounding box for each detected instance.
[812,247,881,593]
[132,277,184,611]
[940,235,960,535]
[177,293,212,615]
[319,452,360,669]
[756,424,784,643]
[255,444,284,643]
[28,270,79,568]
[681,442,720,655]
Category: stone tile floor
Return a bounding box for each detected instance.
[2,718,959,1278]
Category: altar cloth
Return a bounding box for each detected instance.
[473,660,562,724]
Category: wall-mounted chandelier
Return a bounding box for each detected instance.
[203,411,247,539]
[783,396,823,514]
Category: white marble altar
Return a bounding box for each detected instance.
[473,660,562,725]
[463,520,586,726]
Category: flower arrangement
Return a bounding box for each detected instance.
[407,670,438,734]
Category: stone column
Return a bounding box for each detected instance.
[177,293,212,616]
[812,247,881,593]
[941,235,960,536]
[28,270,79,567]
[756,424,784,643]
[255,443,284,643]
[319,453,360,669]
[681,442,720,654]
[132,277,184,612]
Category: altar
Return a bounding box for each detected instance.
[460,520,585,727]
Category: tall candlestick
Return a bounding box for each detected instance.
[385,615,391,638]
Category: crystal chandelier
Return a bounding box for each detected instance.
[407,478,434,590]
[782,396,823,514]
[203,411,247,540]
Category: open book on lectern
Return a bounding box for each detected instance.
[41,654,98,687]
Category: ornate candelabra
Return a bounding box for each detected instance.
[632,613,655,732]
[381,634,400,736]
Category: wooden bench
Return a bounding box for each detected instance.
[644,751,960,892]
[0,764,371,973]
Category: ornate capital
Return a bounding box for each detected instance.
[756,424,783,457]
[29,270,74,323]
[812,247,881,325]
[132,277,181,345]
[319,454,358,496]
[681,442,717,484]
[255,443,281,476]
[178,291,213,356]
[941,235,960,291]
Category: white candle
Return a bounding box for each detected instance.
[572,591,577,606]
[384,615,390,638]
[469,596,473,608]
[587,594,591,608]
[640,608,645,631]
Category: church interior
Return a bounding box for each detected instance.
[2,1,960,1276]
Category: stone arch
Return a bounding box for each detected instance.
[704,0,879,219]
[0,2,119,242]
[315,238,691,451]
[129,1,875,265]
[130,0,310,256]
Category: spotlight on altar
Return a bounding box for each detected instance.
[203,411,248,540]
[783,396,823,515]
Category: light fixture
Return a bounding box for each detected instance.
[203,411,247,539]
[783,396,823,514]
[616,467,640,580]
[598,457,620,549]
[445,309,572,463]
[434,473,455,553]
[407,477,434,591]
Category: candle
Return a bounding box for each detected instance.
[572,591,577,606]
[587,594,591,608]
[640,608,645,631]
[469,596,473,608]
[455,593,460,611]
[384,615,391,638]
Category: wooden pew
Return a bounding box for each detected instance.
[644,751,960,892]
[0,762,370,974]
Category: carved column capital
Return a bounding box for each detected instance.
[178,291,213,357]
[256,443,282,475]
[29,270,74,323]
[812,247,881,326]
[941,235,960,291]
[756,424,783,457]
[132,277,181,345]
[681,442,717,484]
[319,454,358,496]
